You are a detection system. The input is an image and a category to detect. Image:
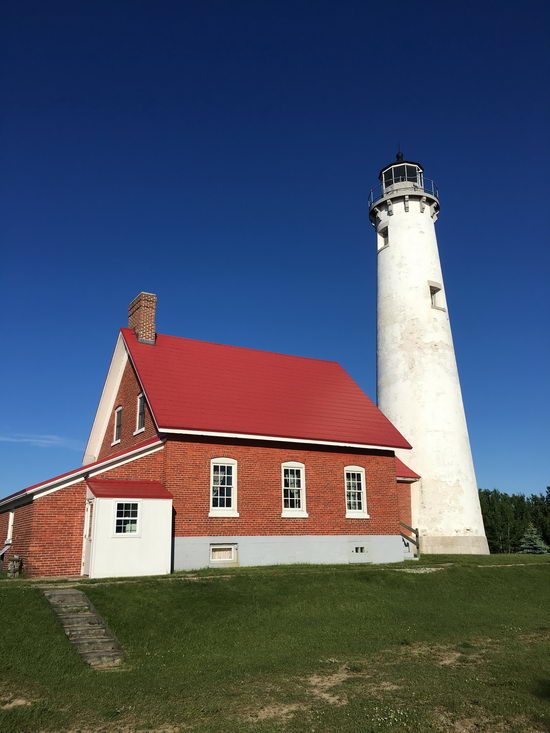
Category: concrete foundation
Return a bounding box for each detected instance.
[174,534,406,571]
[420,535,489,555]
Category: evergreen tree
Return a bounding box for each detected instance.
[519,523,550,554]
[479,487,550,553]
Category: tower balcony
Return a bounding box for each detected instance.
[368,177,439,212]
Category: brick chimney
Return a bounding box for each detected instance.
[128,292,157,344]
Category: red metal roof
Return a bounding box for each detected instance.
[121,328,411,450]
[0,438,163,504]
[395,458,420,480]
[87,479,173,500]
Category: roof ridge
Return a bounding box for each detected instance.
[121,327,341,365]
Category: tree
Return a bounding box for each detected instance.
[518,523,550,554]
[479,487,550,553]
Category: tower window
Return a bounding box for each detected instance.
[377,227,389,252]
[429,283,446,311]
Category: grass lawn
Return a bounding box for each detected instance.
[1,555,549,732]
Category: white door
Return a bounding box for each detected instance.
[81,499,95,576]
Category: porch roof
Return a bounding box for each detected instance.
[87,479,173,500]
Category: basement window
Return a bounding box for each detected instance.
[210,544,237,563]
[115,502,139,534]
[113,406,122,444]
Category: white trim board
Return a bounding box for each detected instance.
[158,427,406,452]
[0,441,165,509]
[83,334,129,465]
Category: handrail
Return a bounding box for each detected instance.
[399,521,420,559]
[368,178,439,210]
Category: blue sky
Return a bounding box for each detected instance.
[1,0,549,497]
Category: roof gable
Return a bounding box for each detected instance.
[121,328,410,450]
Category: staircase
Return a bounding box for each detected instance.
[43,588,124,669]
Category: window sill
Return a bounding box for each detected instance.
[208,511,240,518]
[346,512,371,519]
[133,427,145,436]
[281,511,309,518]
[111,439,121,447]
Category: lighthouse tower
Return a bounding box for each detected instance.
[369,154,489,554]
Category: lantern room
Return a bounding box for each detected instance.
[380,152,424,193]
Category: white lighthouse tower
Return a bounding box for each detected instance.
[369,153,489,554]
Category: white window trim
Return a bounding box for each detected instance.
[281,461,308,518]
[6,511,14,544]
[344,465,370,518]
[134,393,146,435]
[209,458,239,517]
[111,406,123,446]
[209,543,238,562]
[428,281,446,311]
[112,499,142,537]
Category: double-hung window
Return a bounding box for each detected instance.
[209,458,239,517]
[114,502,140,535]
[344,466,369,518]
[112,406,123,444]
[281,462,308,517]
[135,393,145,433]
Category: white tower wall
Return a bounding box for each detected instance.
[370,169,488,554]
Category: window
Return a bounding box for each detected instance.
[210,544,237,563]
[135,393,145,433]
[6,511,14,544]
[209,458,239,517]
[429,282,446,311]
[113,406,122,444]
[114,502,139,534]
[377,226,389,252]
[344,466,369,518]
[281,462,308,517]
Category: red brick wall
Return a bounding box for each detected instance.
[396,481,412,529]
[102,446,165,481]
[98,359,158,460]
[165,439,401,537]
[1,437,404,578]
[0,482,87,578]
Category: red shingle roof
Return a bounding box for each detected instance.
[121,328,411,450]
[395,458,420,480]
[87,479,172,500]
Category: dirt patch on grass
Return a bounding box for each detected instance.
[1,696,33,710]
[433,709,546,732]
[406,641,487,666]
[251,702,306,721]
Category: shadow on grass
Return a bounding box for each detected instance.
[532,678,550,701]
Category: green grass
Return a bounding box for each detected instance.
[1,558,549,732]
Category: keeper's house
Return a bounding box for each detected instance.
[0,293,419,578]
